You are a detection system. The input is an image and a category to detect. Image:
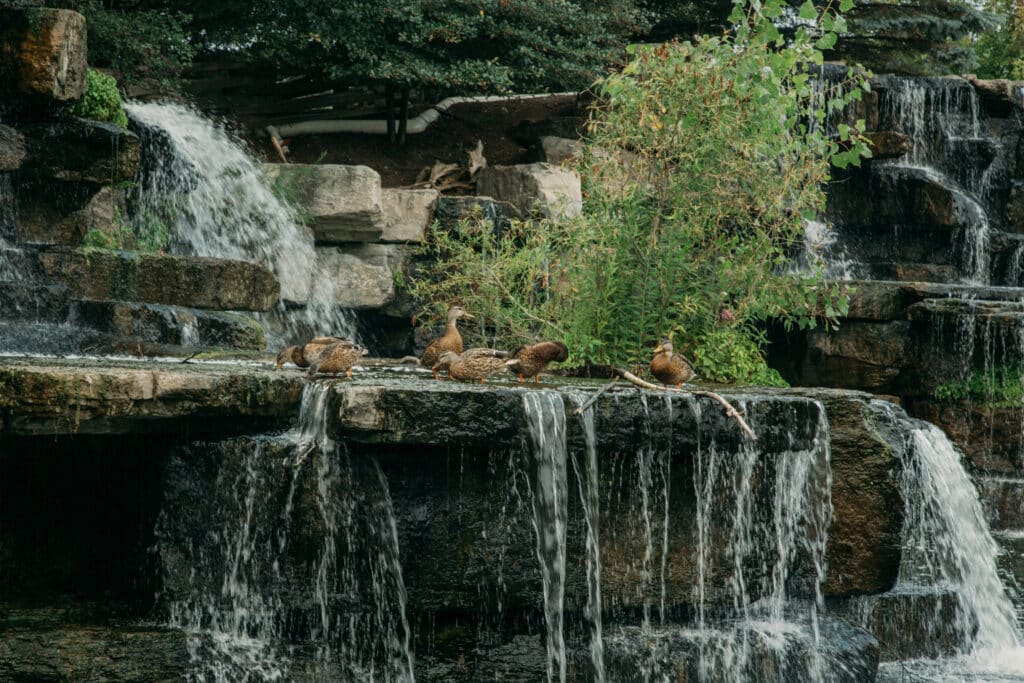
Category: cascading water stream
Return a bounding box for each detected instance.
[522,392,569,683]
[124,102,357,347]
[867,402,1024,680]
[567,393,606,683]
[154,382,415,682]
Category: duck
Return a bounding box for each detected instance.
[506,341,569,384]
[420,305,473,379]
[650,339,695,389]
[275,336,345,369]
[436,348,508,383]
[307,339,369,379]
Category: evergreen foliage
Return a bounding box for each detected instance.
[408,0,868,385]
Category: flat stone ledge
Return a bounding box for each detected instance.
[36,247,280,311]
[0,358,303,436]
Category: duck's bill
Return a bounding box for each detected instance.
[652,344,664,354]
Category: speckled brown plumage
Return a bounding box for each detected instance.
[436,349,508,383]
[650,339,695,388]
[507,341,568,383]
[276,336,346,369]
[420,306,473,379]
[307,339,368,379]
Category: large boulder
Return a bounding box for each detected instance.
[0,8,87,101]
[0,124,26,171]
[539,136,583,165]
[316,243,413,308]
[476,162,583,219]
[263,163,384,242]
[380,188,437,243]
[15,184,125,245]
[36,247,280,311]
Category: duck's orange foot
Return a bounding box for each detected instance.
[432,369,440,380]
[533,375,540,384]
[479,378,485,384]
[347,368,353,379]
[518,374,525,384]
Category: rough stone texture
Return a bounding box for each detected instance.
[316,243,413,308]
[539,135,583,164]
[0,124,26,171]
[0,8,87,101]
[380,188,437,243]
[16,184,125,245]
[263,163,384,242]
[0,281,69,322]
[71,300,266,351]
[976,477,1024,531]
[37,247,280,311]
[19,118,140,184]
[475,162,583,219]
[967,76,1023,118]
[0,623,189,682]
[1009,181,1024,233]
[799,321,911,394]
[0,358,303,435]
[864,130,909,159]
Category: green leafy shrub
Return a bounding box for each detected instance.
[934,365,1024,407]
[975,0,1024,79]
[408,0,867,385]
[82,205,168,254]
[69,69,128,128]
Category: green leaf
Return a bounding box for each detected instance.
[839,0,854,10]
[814,32,837,51]
[798,0,817,20]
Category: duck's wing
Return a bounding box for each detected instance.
[311,336,355,347]
[463,347,508,359]
[528,341,568,363]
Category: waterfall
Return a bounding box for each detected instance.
[569,393,606,683]
[869,402,1024,680]
[124,102,357,348]
[154,383,415,682]
[0,173,17,281]
[522,392,569,683]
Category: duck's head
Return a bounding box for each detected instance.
[276,345,299,369]
[436,350,459,371]
[653,339,673,355]
[447,305,473,323]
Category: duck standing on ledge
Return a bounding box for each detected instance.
[307,339,368,379]
[650,339,695,389]
[275,336,345,369]
[437,349,508,383]
[506,341,569,384]
[421,305,473,379]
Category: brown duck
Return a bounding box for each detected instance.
[307,339,368,379]
[436,349,508,383]
[506,341,569,384]
[420,305,473,379]
[650,339,695,389]
[275,336,344,369]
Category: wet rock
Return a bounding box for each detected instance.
[0,281,70,322]
[316,243,414,308]
[865,130,909,159]
[1008,181,1024,233]
[263,163,384,242]
[603,617,878,682]
[0,124,26,171]
[0,357,303,435]
[36,247,279,311]
[380,188,437,243]
[433,195,520,236]
[15,183,126,245]
[798,321,911,394]
[509,114,584,147]
[833,587,967,661]
[0,624,189,682]
[976,477,1024,531]
[992,531,1024,611]
[829,165,957,229]
[967,76,1023,118]
[0,8,87,101]
[18,117,140,184]
[71,300,265,350]
[476,162,582,219]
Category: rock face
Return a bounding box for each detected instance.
[539,135,583,164]
[316,243,413,308]
[0,124,26,171]
[0,8,87,101]
[263,163,385,242]
[433,195,520,235]
[18,118,141,185]
[36,247,280,311]
[476,162,583,219]
[380,188,437,243]
[15,184,126,245]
